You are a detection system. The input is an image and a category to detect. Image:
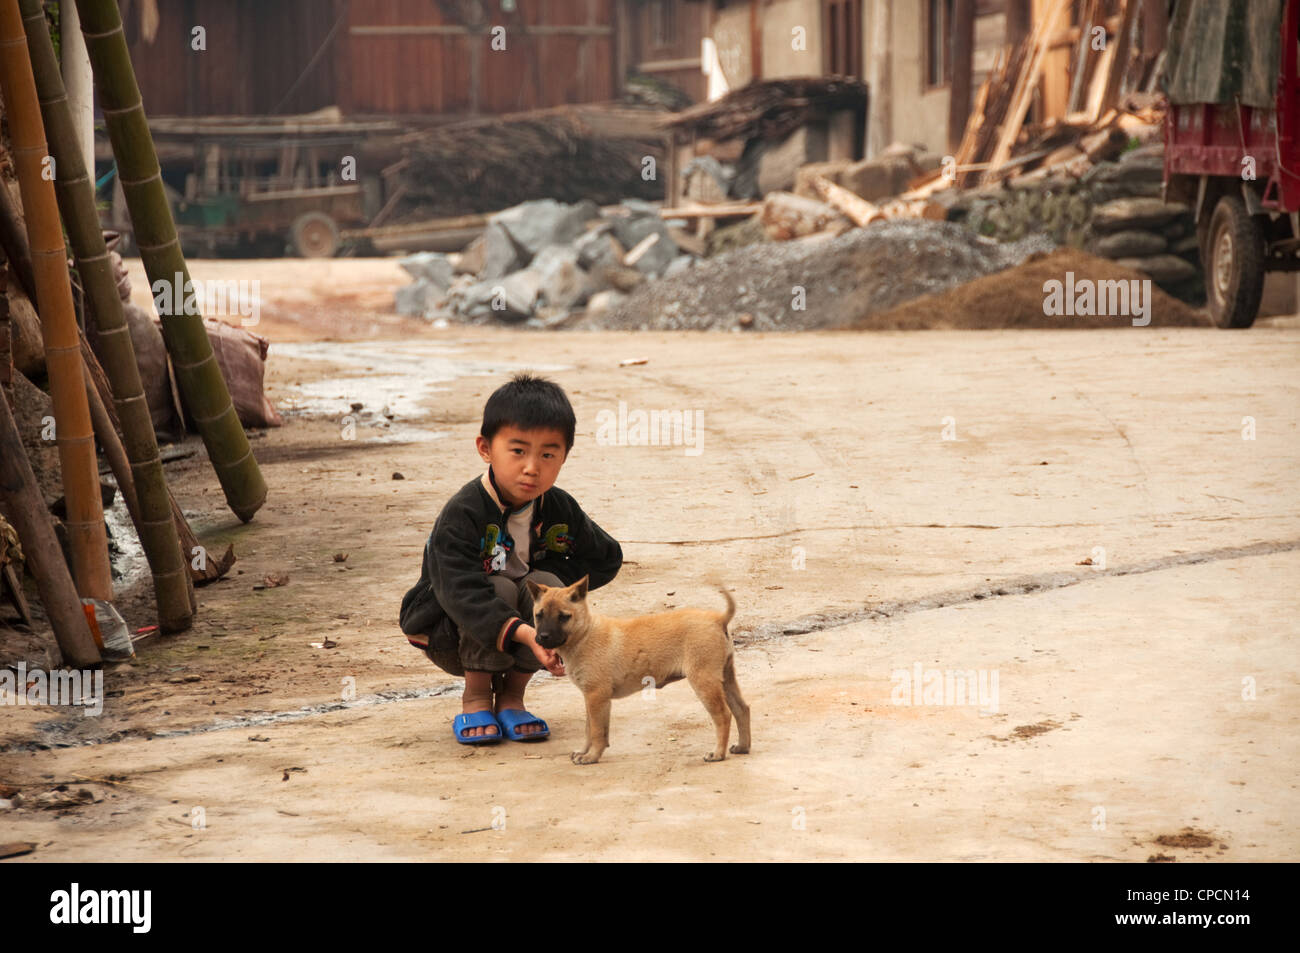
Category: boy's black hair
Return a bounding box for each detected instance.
[480,372,576,454]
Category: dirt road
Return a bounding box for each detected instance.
[2,261,1297,861]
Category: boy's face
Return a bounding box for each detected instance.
[476,424,568,507]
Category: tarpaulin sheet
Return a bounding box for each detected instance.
[1164,0,1287,107]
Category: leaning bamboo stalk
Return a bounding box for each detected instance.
[80,333,198,614]
[79,318,232,589]
[0,179,38,304]
[74,0,267,523]
[0,378,102,667]
[20,0,192,632]
[0,0,112,601]
[0,176,223,590]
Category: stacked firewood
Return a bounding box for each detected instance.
[393,104,670,220]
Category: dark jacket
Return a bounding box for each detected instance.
[399,469,622,656]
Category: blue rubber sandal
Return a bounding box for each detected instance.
[496,708,549,741]
[453,710,503,745]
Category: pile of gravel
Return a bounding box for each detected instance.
[572,219,1055,331]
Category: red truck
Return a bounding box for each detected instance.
[1164,0,1300,327]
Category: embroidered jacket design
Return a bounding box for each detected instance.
[480,524,513,573]
[542,523,573,555]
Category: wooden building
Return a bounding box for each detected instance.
[619,0,1169,158]
[126,0,620,118]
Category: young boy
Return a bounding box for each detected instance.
[399,372,622,744]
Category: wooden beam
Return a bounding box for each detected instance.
[349,25,612,36]
[809,174,884,226]
[1005,0,1032,49]
[660,201,763,219]
[1100,0,1140,115]
[948,0,976,154]
[983,0,1070,181]
[1066,0,1102,116]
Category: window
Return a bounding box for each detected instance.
[824,0,863,77]
[649,0,677,49]
[926,0,955,88]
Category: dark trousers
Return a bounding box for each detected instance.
[426,570,563,677]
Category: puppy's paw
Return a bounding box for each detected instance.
[571,750,601,765]
[729,744,749,754]
[704,751,727,762]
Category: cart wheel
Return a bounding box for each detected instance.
[1202,195,1265,329]
[290,212,340,258]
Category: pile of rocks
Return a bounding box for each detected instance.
[574,219,1053,332]
[393,198,696,327]
[952,143,1203,303]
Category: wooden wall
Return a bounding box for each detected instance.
[128,0,341,116]
[621,0,709,103]
[341,0,616,115]
[125,0,617,118]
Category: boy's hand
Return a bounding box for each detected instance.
[514,623,565,676]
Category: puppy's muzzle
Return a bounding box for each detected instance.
[534,626,568,649]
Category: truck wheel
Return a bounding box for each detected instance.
[1202,195,1265,328]
[290,212,340,258]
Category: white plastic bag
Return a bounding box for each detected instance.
[81,599,135,661]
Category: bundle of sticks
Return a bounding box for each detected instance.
[662,76,869,145]
[394,104,670,218]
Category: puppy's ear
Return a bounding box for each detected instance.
[525,579,546,603]
[569,575,589,601]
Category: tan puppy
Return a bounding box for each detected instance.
[525,576,751,764]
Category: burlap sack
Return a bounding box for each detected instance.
[121,302,186,443]
[197,318,284,429]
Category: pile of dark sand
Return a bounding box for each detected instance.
[857,248,1209,329]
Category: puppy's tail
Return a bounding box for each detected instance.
[717,588,735,630]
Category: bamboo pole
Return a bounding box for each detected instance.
[74,0,267,523]
[19,0,193,632]
[1,189,234,591]
[0,0,112,601]
[0,372,102,668]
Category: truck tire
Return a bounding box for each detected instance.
[1202,195,1265,329]
[290,212,340,258]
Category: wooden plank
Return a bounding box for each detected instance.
[367,184,408,229]
[341,210,490,240]
[1039,14,1071,120]
[1066,0,1101,116]
[809,174,884,226]
[1100,0,1140,116]
[659,201,763,219]
[956,38,1025,186]
[242,184,364,203]
[983,0,1071,182]
[1085,39,1116,120]
[953,50,996,170]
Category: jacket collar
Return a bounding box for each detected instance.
[480,466,540,517]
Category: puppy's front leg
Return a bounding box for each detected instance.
[571,693,611,765]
